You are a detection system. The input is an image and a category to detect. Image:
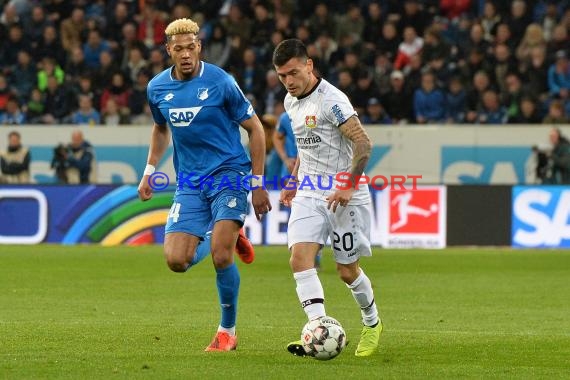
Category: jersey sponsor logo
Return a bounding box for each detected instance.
[197,88,209,100]
[512,186,570,247]
[331,104,345,124]
[389,189,440,234]
[296,134,321,149]
[164,93,174,101]
[168,107,203,127]
[305,115,317,128]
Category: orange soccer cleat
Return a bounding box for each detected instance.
[205,331,238,352]
[235,228,255,264]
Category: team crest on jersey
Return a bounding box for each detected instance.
[197,88,209,100]
[305,115,317,129]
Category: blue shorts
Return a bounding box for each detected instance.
[165,170,249,238]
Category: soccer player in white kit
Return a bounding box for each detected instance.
[272,39,382,357]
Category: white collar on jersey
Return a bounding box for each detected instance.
[169,61,205,81]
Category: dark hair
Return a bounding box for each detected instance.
[272,39,308,67]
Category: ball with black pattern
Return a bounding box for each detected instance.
[301,316,347,360]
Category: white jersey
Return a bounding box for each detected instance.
[284,78,370,205]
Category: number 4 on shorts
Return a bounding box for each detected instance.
[168,202,181,223]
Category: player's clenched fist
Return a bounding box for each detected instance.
[138,175,153,201]
[252,187,272,220]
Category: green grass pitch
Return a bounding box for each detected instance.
[0,245,569,379]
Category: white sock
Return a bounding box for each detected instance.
[217,325,236,336]
[294,268,326,320]
[347,270,379,327]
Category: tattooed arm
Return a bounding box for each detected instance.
[326,115,371,212]
[339,115,372,187]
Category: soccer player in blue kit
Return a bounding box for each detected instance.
[138,18,272,352]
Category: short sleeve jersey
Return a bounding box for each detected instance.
[147,62,254,189]
[283,78,370,204]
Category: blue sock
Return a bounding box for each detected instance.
[189,232,212,268]
[216,263,240,328]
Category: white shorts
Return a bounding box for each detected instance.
[287,196,372,264]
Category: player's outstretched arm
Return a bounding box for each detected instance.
[327,116,372,212]
[138,123,170,201]
[240,115,272,220]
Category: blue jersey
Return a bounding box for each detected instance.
[277,111,297,159]
[147,62,254,188]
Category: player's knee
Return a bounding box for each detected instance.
[164,248,190,273]
[211,249,233,268]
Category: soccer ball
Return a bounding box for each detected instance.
[301,316,347,360]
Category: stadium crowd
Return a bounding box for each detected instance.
[0,0,570,126]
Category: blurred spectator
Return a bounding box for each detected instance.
[0,130,30,183]
[202,22,232,70]
[362,97,392,125]
[494,23,516,52]
[125,45,148,84]
[440,0,472,20]
[105,1,135,42]
[377,22,400,60]
[70,94,101,125]
[24,5,51,50]
[542,100,570,124]
[60,8,85,53]
[102,98,129,126]
[548,127,570,184]
[0,95,25,124]
[459,47,492,86]
[0,73,14,113]
[502,72,526,120]
[272,111,297,177]
[508,96,542,124]
[506,0,532,48]
[42,75,72,124]
[100,72,130,120]
[446,77,467,123]
[546,24,570,62]
[335,3,364,43]
[128,70,150,119]
[547,51,570,99]
[1,24,30,67]
[492,44,518,95]
[51,129,96,184]
[394,26,423,70]
[147,47,168,77]
[63,46,88,84]
[382,70,414,123]
[236,47,265,100]
[372,52,393,97]
[37,57,65,92]
[8,50,36,102]
[398,0,431,36]
[249,3,274,61]
[351,69,381,116]
[118,22,149,69]
[477,89,508,124]
[83,29,111,70]
[466,70,493,122]
[222,3,252,43]
[35,25,66,67]
[23,88,44,123]
[414,71,446,123]
[137,4,167,49]
[515,24,546,67]
[309,2,336,40]
[519,46,549,100]
[480,1,501,42]
[260,70,287,116]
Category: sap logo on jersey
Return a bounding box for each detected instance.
[512,186,570,248]
[169,107,203,127]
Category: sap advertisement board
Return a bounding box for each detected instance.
[1,126,569,185]
[512,186,570,248]
[0,185,446,248]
